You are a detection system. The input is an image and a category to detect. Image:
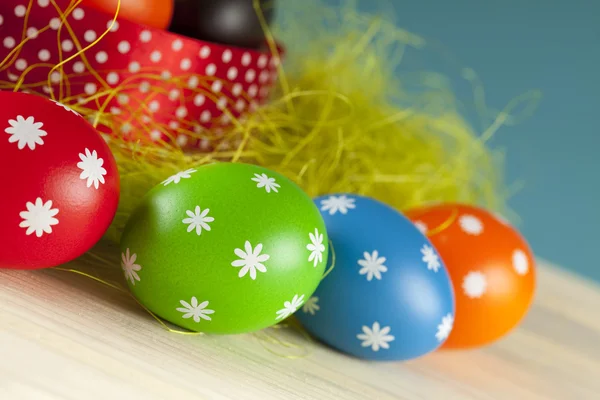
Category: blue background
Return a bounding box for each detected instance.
[278,0,600,282]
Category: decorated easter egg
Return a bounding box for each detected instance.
[405,203,536,349]
[83,0,174,30]
[119,162,327,334]
[0,91,120,270]
[295,194,455,361]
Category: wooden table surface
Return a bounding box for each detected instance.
[1,258,599,400]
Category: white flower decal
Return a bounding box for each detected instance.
[302,296,320,315]
[251,173,280,193]
[77,148,107,189]
[306,228,325,267]
[414,221,428,234]
[358,250,388,281]
[357,322,395,352]
[276,294,304,320]
[231,241,270,280]
[162,168,197,186]
[436,313,454,342]
[182,206,214,236]
[5,115,47,150]
[320,195,356,215]
[50,99,79,116]
[421,244,441,272]
[459,214,484,235]
[512,249,529,275]
[462,271,487,298]
[176,297,215,323]
[121,248,141,285]
[19,198,59,237]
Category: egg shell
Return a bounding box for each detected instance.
[295,194,455,361]
[119,162,328,334]
[405,203,536,349]
[0,91,119,270]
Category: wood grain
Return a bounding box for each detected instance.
[1,259,599,400]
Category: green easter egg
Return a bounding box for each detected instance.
[119,162,328,334]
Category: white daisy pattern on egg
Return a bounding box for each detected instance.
[436,313,454,342]
[162,168,197,186]
[231,241,270,280]
[182,206,214,236]
[414,221,428,234]
[121,248,142,285]
[306,228,326,267]
[512,249,529,275]
[357,322,395,352]
[251,173,280,193]
[459,214,484,235]
[176,297,214,323]
[77,148,107,189]
[302,297,320,315]
[421,244,441,272]
[50,99,79,116]
[320,195,356,215]
[462,271,487,298]
[358,251,388,281]
[19,198,59,237]
[5,115,47,150]
[275,294,305,320]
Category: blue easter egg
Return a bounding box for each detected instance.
[295,194,456,361]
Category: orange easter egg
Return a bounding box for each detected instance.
[83,0,174,30]
[405,203,536,349]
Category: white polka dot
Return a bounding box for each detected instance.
[0,15,3,26]
[193,125,203,134]
[245,69,256,82]
[198,138,210,150]
[176,134,188,147]
[199,46,210,58]
[15,59,27,71]
[150,130,162,140]
[200,110,211,123]
[232,83,243,96]
[211,80,222,93]
[84,83,97,95]
[194,94,205,106]
[169,89,180,101]
[62,40,74,52]
[168,121,180,129]
[150,50,162,63]
[106,72,119,85]
[176,107,188,118]
[205,64,216,76]
[187,76,199,88]
[95,51,108,64]
[220,113,231,125]
[128,61,141,73]
[50,71,61,83]
[512,250,529,275]
[259,70,270,83]
[227,67,238,80]
[73,62,85,73]
[180,58,192,71]
[84,30,97,42]
[216,97,227,110]
[172,39,183,51]
[118,94,129,105]
[459,214,484,236]
[107,20,119,32]
[4,37,15,49]
[27,27,39,39]
[257,54,268,68]
[241,52,251,66]
[14,5,26,17]
[42,85,54,93]
[72,8,84,20]
[414,221,428,234]
[235,99,246,112]
[120,123,132,134]
[139,81,150,93]
[110,107,121,115]
[270,57,280,67]
[118,41,130,54]
[141,115,151,124]
[149,100,160,112]
[222,49,232,63]
[161,70,172,80]
[140,30,152,42]
[462,271,487,299]
[38,49,51,62]
[248,85,258,97]
[49,18,61,30]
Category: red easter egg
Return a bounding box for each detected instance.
[82,0,174,30]
[405,203,536,349]
[0,91,120,270]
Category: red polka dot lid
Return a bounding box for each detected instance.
[0,0,283,149]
